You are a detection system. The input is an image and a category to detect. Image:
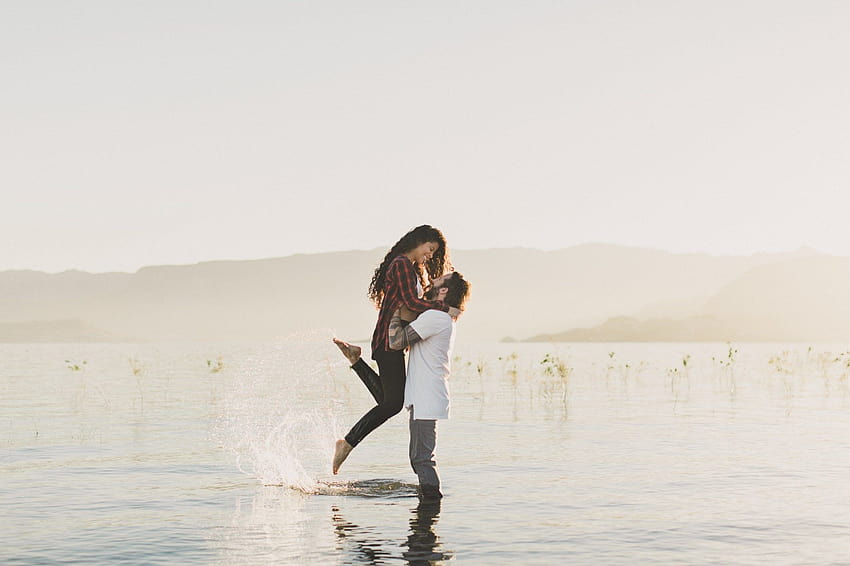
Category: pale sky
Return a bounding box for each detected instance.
[2,1,848,273]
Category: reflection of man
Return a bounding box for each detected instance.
[388,271,471,500]
[403,499,449,562]
[332,498,450,562]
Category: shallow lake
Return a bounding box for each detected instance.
[2,336,850,564]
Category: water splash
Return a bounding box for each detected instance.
[300,479,419,498]
[213,330,345,492]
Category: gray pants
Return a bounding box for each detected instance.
[408,411,441,497]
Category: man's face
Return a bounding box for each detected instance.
[425,273,453,300]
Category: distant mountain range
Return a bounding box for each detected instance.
[525,253,850,343]
[1,244,846,343]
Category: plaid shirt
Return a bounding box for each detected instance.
[371,254,447,357]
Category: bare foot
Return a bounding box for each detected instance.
[333,439,353,474]
[333,338,361,366]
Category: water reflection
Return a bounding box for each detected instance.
[403,498,451,564]
[331,505,394,564]
[332,498,451,565]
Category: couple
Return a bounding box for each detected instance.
[332,225,471,500]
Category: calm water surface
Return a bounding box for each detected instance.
[2,337,850,564]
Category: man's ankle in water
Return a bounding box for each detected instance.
[418,484,443,500]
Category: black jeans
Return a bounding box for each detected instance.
[344,349,406,447]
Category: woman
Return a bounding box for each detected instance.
[332,225,453,474]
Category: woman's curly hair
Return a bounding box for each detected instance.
[368,225,450,307]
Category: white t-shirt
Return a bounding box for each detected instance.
[404,309,455,420]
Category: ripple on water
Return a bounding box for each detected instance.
[268,478,420,498]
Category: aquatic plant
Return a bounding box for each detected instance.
[710,344,738,399]
[207,356,225,373]
[128,357,145,376]
[667,366,682,394]
[65,359,87,372]
[836,351,850,384]
[541,353,571,380]
[128,357,147,411]
[540,353,572,406]
[498,352,520,383]
[768,351,793,375]
[606,351,616,374]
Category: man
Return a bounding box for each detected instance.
[332,271,471,500]
[390,270,470,499]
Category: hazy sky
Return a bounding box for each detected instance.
[3,1,848,273]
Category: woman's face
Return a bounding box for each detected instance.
[407,241,439,265]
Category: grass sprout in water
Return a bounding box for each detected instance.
[540,353,572,406]
[207,356,225,373]
[65,359,87,372]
